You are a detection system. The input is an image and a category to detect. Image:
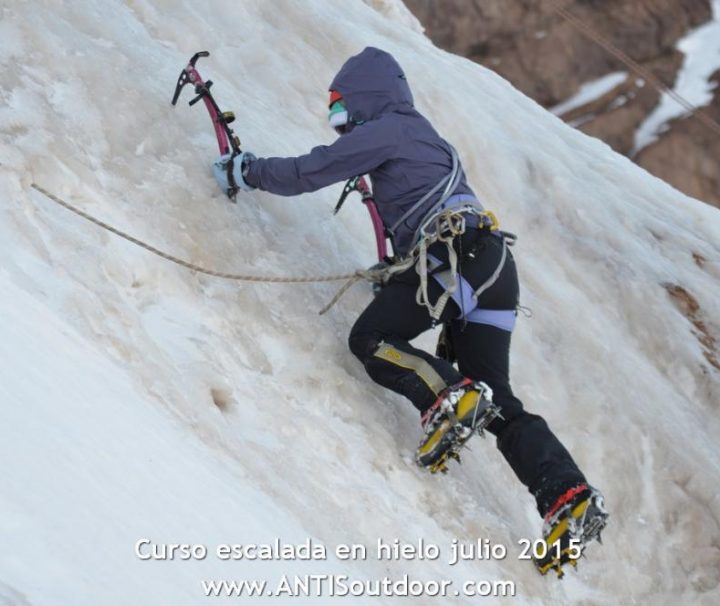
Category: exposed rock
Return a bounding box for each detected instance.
[574,51,683,156]
[663,282,720,372]
[636,70,720,207]
[404,0,719,207]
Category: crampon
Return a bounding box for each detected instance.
[416,379,501,474]
[534,484,609,578]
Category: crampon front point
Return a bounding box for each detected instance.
[534,485,609,578]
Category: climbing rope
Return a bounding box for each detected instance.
[29,183,380,313]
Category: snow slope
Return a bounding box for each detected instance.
[549,71,628,118]
[1,0,719,604]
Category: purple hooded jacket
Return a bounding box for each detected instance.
[245,47,478,256]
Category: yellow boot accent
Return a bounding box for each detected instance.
[456,390,482,425]
[544,499,590,547]
[417,419,452,457]
[374,343,446,395]
[419,391,477,459]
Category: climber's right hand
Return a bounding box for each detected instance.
[212,151,257,196]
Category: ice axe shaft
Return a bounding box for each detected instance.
[334,176,389,262]
[171,51,241,156]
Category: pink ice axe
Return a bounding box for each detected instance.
[172,51,243,198]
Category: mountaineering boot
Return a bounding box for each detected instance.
[533,484,609,578]
[416,379,501,473]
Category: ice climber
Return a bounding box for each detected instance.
[212,46,608,575]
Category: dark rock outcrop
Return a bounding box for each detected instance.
[636,70,720,206]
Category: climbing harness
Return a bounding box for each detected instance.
[415,206,515,325]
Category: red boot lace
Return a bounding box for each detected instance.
[420,378,473,430]
[544,483,589,523]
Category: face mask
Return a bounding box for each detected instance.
[328,100,349,135]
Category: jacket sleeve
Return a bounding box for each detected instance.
[244,117,399,196]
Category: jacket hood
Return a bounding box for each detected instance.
[329,47,414,124]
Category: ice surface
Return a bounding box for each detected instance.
[1,0,719,604]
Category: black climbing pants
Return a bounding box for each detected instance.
[348,231,586,516]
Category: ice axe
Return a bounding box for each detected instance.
[171,51,242,200]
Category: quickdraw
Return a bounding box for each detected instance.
[171,51,243,200]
